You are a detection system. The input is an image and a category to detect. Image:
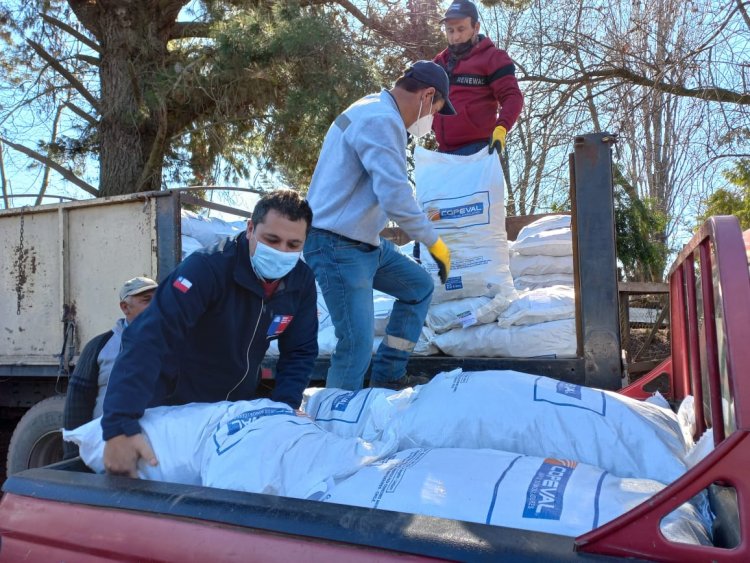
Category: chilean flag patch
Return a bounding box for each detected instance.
[173,276,193,293]
[267,314,293,337]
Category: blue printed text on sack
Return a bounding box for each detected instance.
[522,459,576,520]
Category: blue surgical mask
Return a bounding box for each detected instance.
[250,235,301,280]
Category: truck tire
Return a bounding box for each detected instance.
[6,395,66,476]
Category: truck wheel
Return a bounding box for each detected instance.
[6,395,66,475]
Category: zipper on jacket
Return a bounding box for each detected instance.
[225,299,264,401]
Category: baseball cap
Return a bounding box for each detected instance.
[119,276,158,301]
[440,0,479,23]
[404,61,457,115]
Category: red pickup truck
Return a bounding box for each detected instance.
[0,136,747,561]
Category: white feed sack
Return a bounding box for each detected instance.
[413,147,516,303]
[181,235,204,260]
[497,286,576,328]
[301,387,415,441]
[201,399,398,499]
[180,210,246,248]
[514,273,575,291]
[426,294,512,334]
[316,281,333,331]
[434,318,577,358]
[373,290,396,336]
[510,253,574,277]
[511,215,573,257]
[322,448,711,545]
[63,401,234,484]
[394,369,689,484]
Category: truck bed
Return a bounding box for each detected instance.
[0,458,629,562]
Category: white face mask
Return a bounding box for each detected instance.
[250,235,301,280]
[407,95,435,138]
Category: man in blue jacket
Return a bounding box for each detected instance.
[102,190,318,477]
[305,61,454,392]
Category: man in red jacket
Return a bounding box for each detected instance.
[432,0,524,155]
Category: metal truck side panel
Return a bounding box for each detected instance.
[0,193,175,370]
[66,200,157,346]
[0,210,63,364]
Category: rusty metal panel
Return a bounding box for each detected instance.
[66,199,157,347]
[0,192,179,371]
[0,209,63,364]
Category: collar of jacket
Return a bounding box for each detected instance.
[233,231,306,298]
[440,34,494,63]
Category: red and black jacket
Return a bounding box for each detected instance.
[433,36,524,152]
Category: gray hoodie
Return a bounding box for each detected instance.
[307,90,438,247]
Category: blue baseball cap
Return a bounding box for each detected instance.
[440,0,479,23]
[404,61,457,116]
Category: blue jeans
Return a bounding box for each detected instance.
[304,229,434,390]
[445,141,488,156]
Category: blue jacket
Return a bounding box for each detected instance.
[101,232,318,440]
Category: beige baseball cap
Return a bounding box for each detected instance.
[119,276,158,301]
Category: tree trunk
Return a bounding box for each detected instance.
[96,3,175,196]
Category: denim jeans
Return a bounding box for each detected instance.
[304,228,434,390]
[445,141,488,156]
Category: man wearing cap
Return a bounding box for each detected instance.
[63,276,157,457]
[304,61,454,392]
[101,190,318,477]
[433,0,524,155]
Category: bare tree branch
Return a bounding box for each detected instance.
[41,13,101,53]
[737,0,750,30]
[36,103,66,205]
[0,144,8,209]
[64,101,98,126]
[332,0,425,60]
[170,21,213,40]
[75,54,100,66]
[522,68,750,105]
[27,39,101,112]
[1,138,98,197]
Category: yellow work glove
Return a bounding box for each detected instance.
[488,125,507,154]
[428,237,451,284]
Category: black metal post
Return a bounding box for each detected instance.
[570,133,622,389]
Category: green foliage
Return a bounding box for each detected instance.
[614,180,669,282]
[169,4,379,190]
[697,159,750,230]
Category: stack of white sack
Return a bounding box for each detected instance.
[433,286,576,357]
[510,215,574,291]
[201,400,398,499]
[301,386,414,441]
[63,401,236,485]
[394,369,688,485]
[63,398,399,500]
[413,147,517,305]
[322,448,711,545]
[180,210,246,260]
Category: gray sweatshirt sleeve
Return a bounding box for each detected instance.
[350,114,439,247]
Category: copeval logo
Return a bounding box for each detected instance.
[426,202,484,221]
[556,381,582,400]
[331,391,356,412]
[214,407,291,454]
[522,458,577,520]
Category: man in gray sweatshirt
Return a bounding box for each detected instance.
[305,61,454,391]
